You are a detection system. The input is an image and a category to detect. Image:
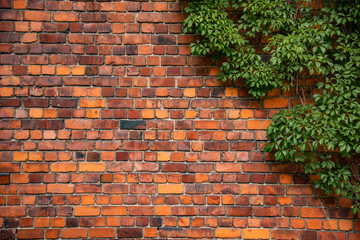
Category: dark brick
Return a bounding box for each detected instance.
[87,152,100,162]
[120,120,146,130]
[24,99,50,108]
[52,99,77,108]
[37,120,63,130]
[66,218,79,227]
[117,228,143,238]
[0,230,15,240]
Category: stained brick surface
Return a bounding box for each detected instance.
[0,0,358,239]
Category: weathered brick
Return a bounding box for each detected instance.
[117,228,142,238]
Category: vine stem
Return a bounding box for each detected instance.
[311,184,339,240]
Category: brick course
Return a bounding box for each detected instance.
[0,0,359,239]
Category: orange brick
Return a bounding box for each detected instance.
[0,88,14,97]
[113,24,125,33]
[248,120,271,129]
[73,87,87,97]
[173,131,186,140]
[0,108,13,118]
[158,184,184,194]
[144,228,158,238]
[278,196,292,205]
[44,109,57,118]
[27,67,43,79]
[81,195,95,205]
[155,206,171,216]
[42,66,55,75]
[15,22,29,32]
[87,109,101,119]
[80,98,105,108]
[52,218,65,227]
[158,152,171,161]
[74,206,100,216]
[22,33,37,43]
[28,152,43,161]
[65,119,92,129]
[248,219,261,227]
[225,87,238,97]
[300,208,326,218]
[241,109,254,119]
[46,229,59,239]
[323,219,337,230]
[13,0,26,9]
[184,88,196,97]
[57,66,70,75]
[307,219,322,230]
[47,184,74,194]
[339,220,353,231]
[51,163,77,172]
[14,152,28,161]
[292,219,305,229]
[90,228,115,238]
[192,142,203,151]
[185,110,197,118]
[30,130,42,140]
[222,195,234,205]
[14,130,29,140]
[243,229,270,239]
[241,185,257,194]
[88,88,102,97]
[107,217,121,226]
[155,110,168,119]
[71,66,85,75]
[79,163,105,172]
[34,218,50,228]
[62,228,87,238]
[142,109,155,119]
[263,98,289,108]
[229,110,240,119]
[213,131,226,140]
[194,120,219,129]
[0,66,12,75]
[215,229,241,238]
[29,109,43,118]
[102,206,127,216]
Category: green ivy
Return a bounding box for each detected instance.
[184,0,360,213]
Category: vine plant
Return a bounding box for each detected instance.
[184,0,360,213]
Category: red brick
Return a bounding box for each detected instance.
[129,206,153,216]
[23,11,50,21]
[17,229,44,239]
[0,163,20,172]
[62,229,87,238]
[90,228,115,238]
[138,13,163,22]
[65,119,92,129]
[287,186,313,195]
[102,206,127,216]
[123,35,150,45]
[263,98,289,108]
[0,206,26,217]
[300,208,326,218]
[54,12,79,22]
[74,206,100,216]
[243,163,270,172]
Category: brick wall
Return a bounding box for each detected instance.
[0,0,359,239]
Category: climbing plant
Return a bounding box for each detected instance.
[184,0,360,213]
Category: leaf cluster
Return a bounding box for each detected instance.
[184,0,360,213]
